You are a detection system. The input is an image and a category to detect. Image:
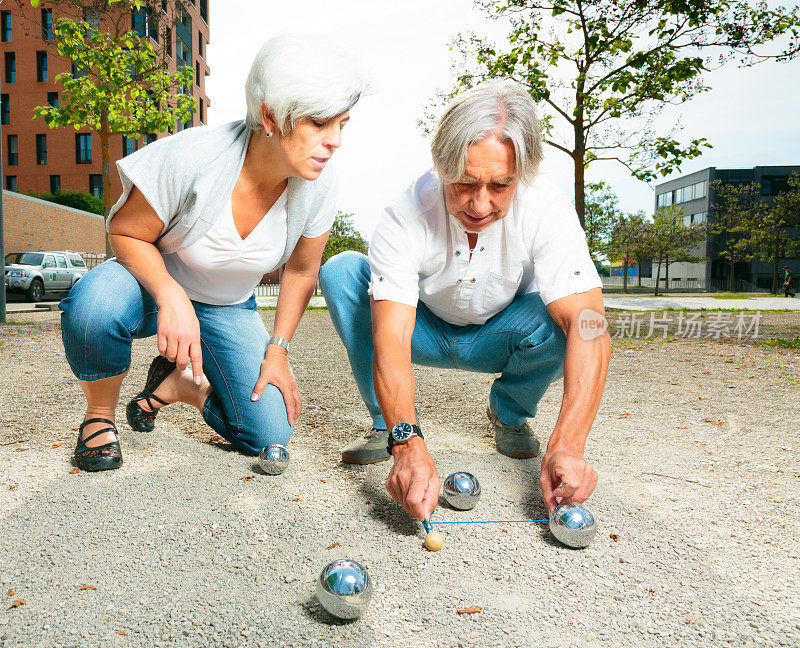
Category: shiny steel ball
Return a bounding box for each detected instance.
[442,471,481,510]
[549,503,597,548]
[258,444,289,475]
[316,559,373,619]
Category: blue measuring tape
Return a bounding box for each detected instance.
[394,503,547,527]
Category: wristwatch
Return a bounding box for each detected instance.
[387,421,423,455]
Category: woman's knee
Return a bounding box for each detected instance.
[230,385,293,455]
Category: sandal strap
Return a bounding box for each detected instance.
[79,417,115,431]
[80,427,118,445]
[144,393,170,407]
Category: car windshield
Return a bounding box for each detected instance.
[5,253,44,266]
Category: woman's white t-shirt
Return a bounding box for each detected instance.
[163,188,334,305]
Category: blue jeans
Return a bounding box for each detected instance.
[59,260,292,455]
[318,252,566,430]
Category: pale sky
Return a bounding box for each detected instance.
[205,0,800,238]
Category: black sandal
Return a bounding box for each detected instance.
[125,355,176,432]
[74,418,122,472]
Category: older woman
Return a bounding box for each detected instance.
[60,34,368,472]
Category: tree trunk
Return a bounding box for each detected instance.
[772,235,780,295]
[665,254,670,293]
[573,98,585,229]
[728,258,735,293]
[654,255,662,296]
[623,254,628,293]
[100,108,113,259]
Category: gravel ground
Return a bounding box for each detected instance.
[0,309,799,648]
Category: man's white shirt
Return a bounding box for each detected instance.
[368,170,601,326]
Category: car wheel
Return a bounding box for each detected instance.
[25,278,44,303]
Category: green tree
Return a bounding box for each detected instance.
[710,181,765,292]
[604,211,647,293]
[439,0,800,227]
[322,212,369,265]
[646,206,706,296]
[584,181,622,265]
[31,0,195,254]
[29,189,104,215]
[758,173,800,294]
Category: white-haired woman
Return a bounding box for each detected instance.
[60,34,368,472]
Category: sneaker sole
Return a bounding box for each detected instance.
[341,452,391,465]
[497,447,540,459]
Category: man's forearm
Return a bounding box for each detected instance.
[373,338,418,432]
[549,329,610,452]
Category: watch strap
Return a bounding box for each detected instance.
[387,423,423,455]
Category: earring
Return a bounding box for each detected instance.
[266,131,273,138]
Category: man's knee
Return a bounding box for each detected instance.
[319,251,369,295]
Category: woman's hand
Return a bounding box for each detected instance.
[155,286,203,384]
[251,346,302,425]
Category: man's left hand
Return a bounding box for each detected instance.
[540,446,598,514]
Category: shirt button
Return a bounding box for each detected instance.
[455,250,461,256]
[379,276,384,281]
[470,278,476,283]
[457,279,462,283]
[480,247,484,252]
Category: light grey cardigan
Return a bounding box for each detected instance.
[107,120,337,266]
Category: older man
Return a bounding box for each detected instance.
[319,81,610,521]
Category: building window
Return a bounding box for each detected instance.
[41,8,53,40]
[132,7,157,41]
[4,52,15,83]
[37,51,48,82]
[656,192,673,208]
[199,97,204,124]
[176,33,191,69]
[198,31,203,58]
[161,0,167,13]
[71,61,86,79]
[48,92,59,108]
[75,133,92,164]
[693,181,706,200]
[199,0,208,24]
[195,60,200,86]
[5,176,17,192]
[145,133,157,145]
[122,135,137,157]
[166,27,172,57]
[1,11,11,42]
[36,134,47,165]
[0,94,8,125]
[7,134,18,166]
[83,9,100,30]
[89,174,103,198]
[50,175,61,193]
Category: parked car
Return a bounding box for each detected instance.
[4,251,89,302]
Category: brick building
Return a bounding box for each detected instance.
[0,0,210,200]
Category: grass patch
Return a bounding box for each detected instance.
[258,306,328,311]
[712,294,751,300]
[757,337,800,349]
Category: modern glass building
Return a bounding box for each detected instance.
[653,166,800,291]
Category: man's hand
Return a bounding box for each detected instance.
[540,446,598,514]
[251,346,302,425]
[385,437,440,521]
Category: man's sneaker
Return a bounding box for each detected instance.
[341,428,391,465]
[487,404,540,459]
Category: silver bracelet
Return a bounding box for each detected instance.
[268,336,290,353]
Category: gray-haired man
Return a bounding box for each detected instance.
[319,80,610,521]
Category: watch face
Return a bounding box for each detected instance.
[392,422,414,442]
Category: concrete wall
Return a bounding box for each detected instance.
[2,190,106,254]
